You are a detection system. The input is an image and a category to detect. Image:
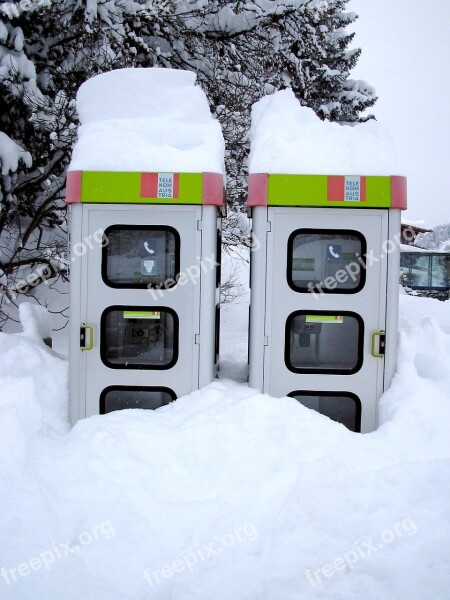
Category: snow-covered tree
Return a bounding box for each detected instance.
[0,0,376,327]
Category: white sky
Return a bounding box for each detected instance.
[349,0,450,227]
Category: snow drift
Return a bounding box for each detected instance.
[0,295,449,599]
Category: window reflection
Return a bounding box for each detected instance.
[101,308,178,369]
[286,312,363,374]
[103,226,179,288]
[400,253,450,289]
[289,230,365,293]
[100,387,175,413]
[290,392,361,432]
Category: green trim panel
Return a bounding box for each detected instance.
[267,174,392,208]
[80,172,203,204]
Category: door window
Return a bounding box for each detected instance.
[102,226,180,288]
[285,311,363,374]
[100,386,176,413]
[289,391,361,432]
[101,307,178,369]
[288,229,366,293]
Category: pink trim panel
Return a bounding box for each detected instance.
[248,173,268,207]
[140,173,158,197]
[360,176,367,202]
[202,172,224,206]
[327,176,345,201]
[391,176,407,209]
[173,173,180,199]
[65,170,82,204]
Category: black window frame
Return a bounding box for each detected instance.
[100,305,179,370]
[285,310,364,375]
[100,386,176,414]
[287,228,367,294]
[102,225,181,290]
[288,390,361,432]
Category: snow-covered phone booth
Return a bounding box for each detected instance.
[66,69,224,423]
[248,91,407,433]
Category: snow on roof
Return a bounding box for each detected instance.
[249,89,402,176]
[401,219,431,231]
[69,68,225,174]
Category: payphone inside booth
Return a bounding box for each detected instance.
[66,69,225,424]
[248,174,407,433]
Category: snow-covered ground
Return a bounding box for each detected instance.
[0,263,449,599]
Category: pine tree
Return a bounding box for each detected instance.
[0,0,376,326]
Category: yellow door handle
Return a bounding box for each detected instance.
[80,325,94,350]
[371,331,386,358]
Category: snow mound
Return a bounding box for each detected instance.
[69,68,225,174]
[249,89,402,175]
[0,295,449,599]
[19,303,52,342]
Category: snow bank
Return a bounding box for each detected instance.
[69,68,225,174]
[19,303,52,342]
[0,297,449,599]
[0,307,68,450]
[249,89,402,175]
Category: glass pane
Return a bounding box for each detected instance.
[290,231,365,292]
[104,227,178,287]
[287,312,362,373]
[431,255,450,288]
[409,254,430,287]
[101,388,174,413]
[400,253,412,286]
[102,308,177,368]
[291,393,360,432]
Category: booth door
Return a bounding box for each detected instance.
[78,204,202,417]
[265,207,389,433]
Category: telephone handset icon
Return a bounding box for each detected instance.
[328,245,340,259]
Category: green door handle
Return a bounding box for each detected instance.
[80,325,94,350]
[371,331,386,358]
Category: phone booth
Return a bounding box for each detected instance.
[66,69,224,423]
[248,173,407,433]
